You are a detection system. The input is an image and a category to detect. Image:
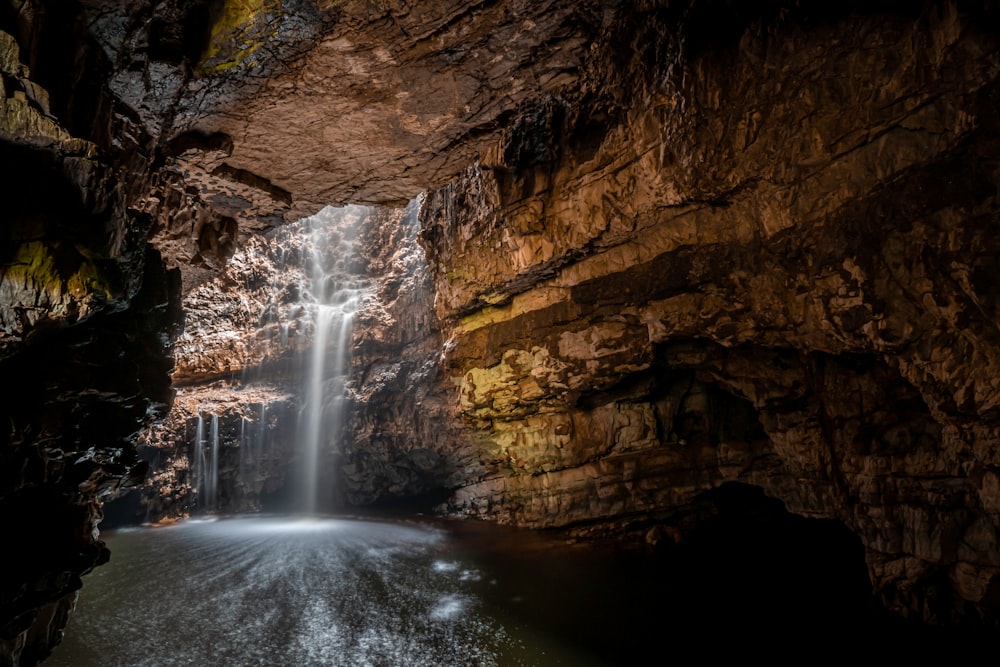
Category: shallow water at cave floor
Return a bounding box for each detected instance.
[45,512,984,666]
[47,515,662,667]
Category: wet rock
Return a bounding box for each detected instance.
[5,2,1000,663]
[133,0,1000,630]
[0,9,179,664]
[413,0,1000,627]
[128,383,298,522]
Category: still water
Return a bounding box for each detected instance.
[48,516,662,667]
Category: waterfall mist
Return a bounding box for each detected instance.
[295,205,370,515]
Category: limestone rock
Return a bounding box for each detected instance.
[0,11,179,664]
[413,0,1000,627]
[6,2,1000,664]
[129,384,298,522]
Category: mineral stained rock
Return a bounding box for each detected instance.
[412,2,1000,627]
[103,0,1000,629]
[3,1,1000,664]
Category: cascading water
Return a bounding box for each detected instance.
[190,411,220,513]
[209,413,219,511]
[238,415,247,483]
[297,206,369,515]
[257,402,267,480]
[192,414,204,510]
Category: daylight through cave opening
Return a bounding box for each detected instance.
[5,2,1000,664]
[296,205,368,515]
[131,201,431,521]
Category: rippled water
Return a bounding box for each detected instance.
[48,516,653,667]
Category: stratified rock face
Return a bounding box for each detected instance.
[133,207,368,519]
[73,0,613,263]
[343,199,468,507]
[414,1,1000,626]
[131,384,298,523]
[117,0,1000,630]
[6,1,1000,664]
[0,6,179,663]
[135,202,456,517]
[0,28,138,348]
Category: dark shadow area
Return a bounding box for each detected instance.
[99,491,146,530]
[656,482,877,633]
[649,482,1000,656]
[438,482,1000,662]
[359,487,455,516]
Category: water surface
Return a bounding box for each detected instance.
[48,515,653,667]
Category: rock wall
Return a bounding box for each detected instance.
[133,202,455,519]
[4,1,1000,664]
[0,4,179,663]
[131,207,359,520]
[411,0,1000,626]
[120,0,1000,630]
[129,384,298,523]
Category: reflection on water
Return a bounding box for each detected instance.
[48,516,650,667]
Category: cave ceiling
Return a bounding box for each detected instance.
[81,0,609,229]
[5,2,1000,660]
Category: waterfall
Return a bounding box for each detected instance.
[297,206,367,515]
[238,415,248,494]
[209,413,219,511]
[257,402,267,479]
[190,411,221,514]
[192,414,205,509]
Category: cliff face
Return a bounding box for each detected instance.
[133,202,447,521]
[3,0,1000,664]
[0,5,179,663]
[413,3,1000,625]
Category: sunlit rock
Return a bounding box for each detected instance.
[4,2,1000,663]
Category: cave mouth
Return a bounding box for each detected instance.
[642,482,998,650]
[653,482,880,633]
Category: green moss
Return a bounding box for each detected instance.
[5,241,114,302]
[9,242,60,289]
[197,0,277,75]
[0,30,28,78]
[66,260,113,299]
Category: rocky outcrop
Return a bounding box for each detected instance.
[130,384,297,523]
[123,0,1000,630]
[4,1,1000,664]
[0,5,179,663]
[412,0,1000,626]
[131,206,366,520]
[67,0,615,269]
[343,200,469,507]
[133,201,456,518]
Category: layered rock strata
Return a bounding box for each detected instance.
[121,0,1000,630]
[131,384,297,522]
[134,202,457,520]
[414,1,1000,626]
[0,6,179,664]
[3,1,1000,664]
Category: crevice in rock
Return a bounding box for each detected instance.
[653,481,878,631]
[210,162,293,205]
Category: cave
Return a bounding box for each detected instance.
[3,0,1000,664]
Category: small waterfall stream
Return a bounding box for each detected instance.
[209,413,219,511]
[191,411,221,513]
[192,414,205,510]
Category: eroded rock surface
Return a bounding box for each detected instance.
[4,1,1000,664]
[0,6,179,663]
[123,0,1000,631]
[413,1,1000,625]
[134,202,460,519]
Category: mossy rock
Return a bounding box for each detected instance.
[5,241,117,304]
[197,0,280,75]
